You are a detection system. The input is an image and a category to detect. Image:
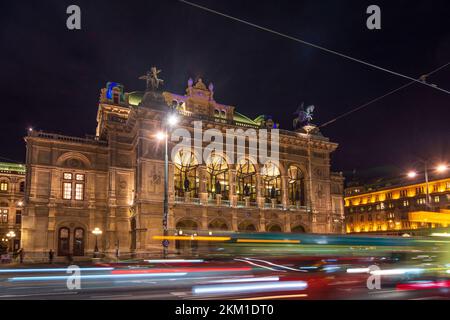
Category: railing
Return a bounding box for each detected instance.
[31,131,108,146]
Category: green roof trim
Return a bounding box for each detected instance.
[233,112,258,126]
[128,91,144,106]
[0,162,26,174]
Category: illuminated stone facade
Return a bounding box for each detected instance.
[345,176,450,235]
[22,76,344,258]
[0,162,25,252]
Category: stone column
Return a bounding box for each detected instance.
[199,166,208,205]
[281,175,288,209]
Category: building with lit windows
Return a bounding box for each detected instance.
[0,162,26,253]
[22,72,344,259]
[345,174,450,235]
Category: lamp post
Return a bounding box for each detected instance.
[407,162,448,208]
[92,227,102,258]
[6,231,16,253]
[156,113,179,259]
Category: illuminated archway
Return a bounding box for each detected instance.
[288,165,306,206]
[236,158,257,202]
[206,154,229,200]
[261,161,282,204]
[173,150,199,198]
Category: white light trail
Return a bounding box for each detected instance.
[193,281,308,295]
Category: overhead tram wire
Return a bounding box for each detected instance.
[319,62,450,128]
[179,0,450,96]
[0,155,23,164]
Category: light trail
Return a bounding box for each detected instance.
[193,281,308,295]
[244,257,306,272]
[152,235,230,241]
[236,239,300,244]
[208,276,280,284]
[145,259,204,263]
[0,267,114,273]
[8,273,188,282]
[237,293,308,300]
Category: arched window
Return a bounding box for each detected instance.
[261,161,282,204]
[58,227,70,256]
[267,224,282,232]
[208,219,229,231]
[0,180,8,192]
[206,154,229,200]
[236,159,257,202]
[73,228,85,256]
[19,181,25,193]
[291,225,306,233]
[238,221,257,232]
[173,150,199,198]
[288,166,305,206]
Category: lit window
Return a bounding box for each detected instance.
[446,182,450,190]
[64,173,73,180]
[434,196,440,203]
[75,183,84,200]
[400,190,407,198]
[76,174,85,181]
[1,209,8,223]
[63,182,72,200]
[403,200,409,207]
[0,182,8,191]
[380,202,385,209]
[417,198,426,205]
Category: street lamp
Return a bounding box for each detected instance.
[6,231,16,252]
[407,161,449,208]
[92,227,102,258]
[436,164,448,173]
[156,113,179,258]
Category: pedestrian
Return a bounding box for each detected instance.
[48,249,54,264]
[67,253,73,265]
[19,248,24,264]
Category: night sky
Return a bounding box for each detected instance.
[1,0,449,179]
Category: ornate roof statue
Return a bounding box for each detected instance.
[293,102,315,129]
[139,67,164,91]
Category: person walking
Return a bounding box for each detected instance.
[18,248,24,264]
[48,249,54,264]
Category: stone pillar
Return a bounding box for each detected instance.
[281,175,288,209]
[47,203,56,251]
[216,194,222,206]
[271,198,276,209]
[231,209,238,231]
[259,211,266,232]
[199,166,208,205]
[201,207,208,230]
[285,212,291,232]
[256,175,265,209]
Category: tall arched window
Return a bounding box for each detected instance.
[58,227,70,256]
[288,165,306,206]
[261,161,282,204]
[206,154,229,200]
[173,150,199,198]
[236,158,257,202]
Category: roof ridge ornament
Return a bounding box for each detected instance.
[139,67,164,92]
